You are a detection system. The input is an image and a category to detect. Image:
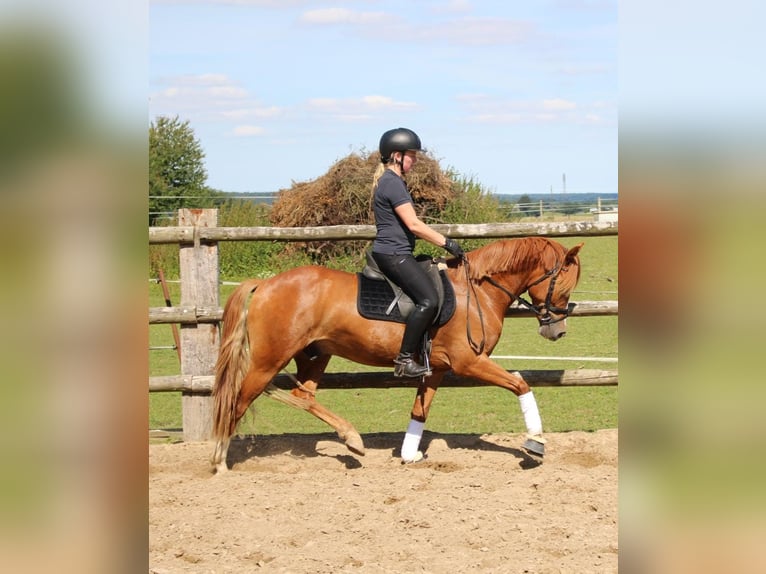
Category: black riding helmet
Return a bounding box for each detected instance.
[379,127,423,164]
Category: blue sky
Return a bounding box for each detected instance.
[150,0,617,195]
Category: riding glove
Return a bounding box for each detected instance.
[443,238,465,259]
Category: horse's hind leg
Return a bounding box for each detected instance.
[212,368,274,474]
[211,437,231,475]
[287,353,366,456]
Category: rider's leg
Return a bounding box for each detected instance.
[394,301,437,377]
[371,253,439,378]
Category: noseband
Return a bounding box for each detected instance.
[485,260,570,325]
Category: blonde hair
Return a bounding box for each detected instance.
[371,162,387,193]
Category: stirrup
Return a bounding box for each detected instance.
[393,356,432,378]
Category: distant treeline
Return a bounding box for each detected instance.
[495,192,618,204]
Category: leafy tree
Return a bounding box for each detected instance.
[149,115,211,224]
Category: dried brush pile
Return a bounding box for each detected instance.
[270,151,457,265]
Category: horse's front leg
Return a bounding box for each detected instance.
[455,355,546,459]
[400,372,445,463]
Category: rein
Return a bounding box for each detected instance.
[462,259,487,354]
[461,252,570,354]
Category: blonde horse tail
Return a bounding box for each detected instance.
[211,278,260,468]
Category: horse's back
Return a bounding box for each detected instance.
[262,265,356,288]
[250,265,357,311]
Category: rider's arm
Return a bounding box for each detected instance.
[394,202,447,248]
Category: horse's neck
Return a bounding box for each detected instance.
[478,271,526,314]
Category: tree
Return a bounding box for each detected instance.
[149,115,209,224]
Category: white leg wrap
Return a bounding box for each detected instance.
[400,419,425,461]
[518,391,543,436]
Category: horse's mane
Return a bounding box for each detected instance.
[466,237,578,291]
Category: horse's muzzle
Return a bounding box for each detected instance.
[538,321,567,341]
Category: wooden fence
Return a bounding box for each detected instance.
[149,209,618,440]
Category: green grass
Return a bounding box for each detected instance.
[149,235,617,435]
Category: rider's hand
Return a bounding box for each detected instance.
[443,238,465,259]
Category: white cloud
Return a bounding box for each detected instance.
[221,106,282,120]
[468,113,523,124]
[360,95,400,108]
[306,98,337,109]
[558,63,611,76]
[335,114,375,122]
[299,8,388,25]
[431,0,473,14]
[177,73,231,85]
[415,18,534,46]
[208,85,248,98]
[231,125,266,137]
[542,98,577,111]
[151,74,248,104]
[457,94,601,125]
[149,73,285,124]
[455,93,491,102]
[307,95,418,114]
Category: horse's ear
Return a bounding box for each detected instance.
[565,242,584,265]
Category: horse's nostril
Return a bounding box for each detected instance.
[557,332,566,340]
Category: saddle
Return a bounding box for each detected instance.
[356,251,456,326]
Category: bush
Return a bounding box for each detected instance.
[217,199,288,279]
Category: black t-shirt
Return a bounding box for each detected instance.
[372,169,416,255]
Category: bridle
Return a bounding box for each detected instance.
[485,259,571,326]
[462,256,571,354]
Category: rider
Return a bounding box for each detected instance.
[370,127,465,378]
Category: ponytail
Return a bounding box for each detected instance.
[371,162,386,193]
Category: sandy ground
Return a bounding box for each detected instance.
[149,429,617,573]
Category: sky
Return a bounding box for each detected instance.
[149,0,617,196]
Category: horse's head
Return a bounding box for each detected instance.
[468,238,584,344]
[526,242,583,341]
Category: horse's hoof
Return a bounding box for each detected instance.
[343,431,366,456]
[401,451,427,465]
[213,462,229,475]
[522,435,546,459]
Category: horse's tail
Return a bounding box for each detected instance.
[211,278,260,444]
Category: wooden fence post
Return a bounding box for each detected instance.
[178,208,219,441]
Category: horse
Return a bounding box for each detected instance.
[210,237,583,472]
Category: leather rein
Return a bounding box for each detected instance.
[462,257,570,354]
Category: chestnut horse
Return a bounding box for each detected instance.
[211,237,582,472]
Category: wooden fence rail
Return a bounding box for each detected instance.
[149,210,618,441]
[149,300,618,325]
[149,220,618,244]
[150,369,618,393]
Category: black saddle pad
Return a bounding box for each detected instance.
[356,270,456,326]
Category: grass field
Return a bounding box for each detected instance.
[149,235,617,436]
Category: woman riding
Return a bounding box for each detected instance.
[370,127,465,378]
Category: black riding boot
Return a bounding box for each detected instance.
[394,352,431,378]
[394,302,436,378]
